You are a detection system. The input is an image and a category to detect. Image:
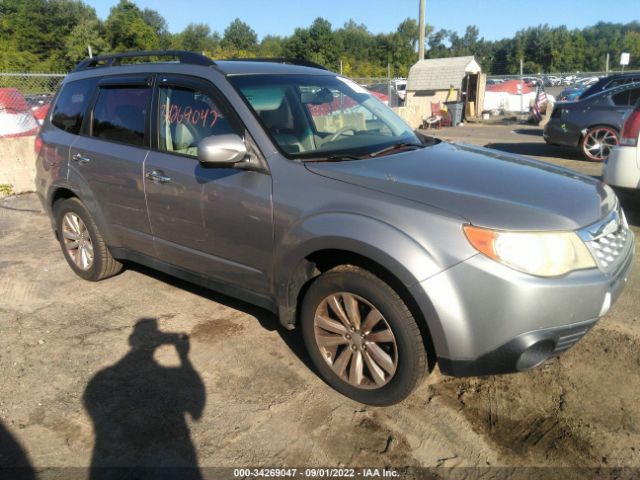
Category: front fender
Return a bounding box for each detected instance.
[274,212,449,330]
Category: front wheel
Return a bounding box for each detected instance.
[580,126,619,162]
[300,266,428,405]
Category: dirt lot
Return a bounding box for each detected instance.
[1,124,640,478]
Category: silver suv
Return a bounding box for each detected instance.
[36,51,634,405]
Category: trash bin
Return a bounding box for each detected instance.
[444,101,464,126]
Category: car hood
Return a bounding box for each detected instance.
[305,142,615,231]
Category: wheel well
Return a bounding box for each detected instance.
[51,187,77,208]
[292,249,437,369]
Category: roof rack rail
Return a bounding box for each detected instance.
[73,50,215,72]
[222,57,329,71]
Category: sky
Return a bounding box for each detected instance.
[90,0,638,41]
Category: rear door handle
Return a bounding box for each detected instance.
[72,153,91,165]
[145,170,171,184]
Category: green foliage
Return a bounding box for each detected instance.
[0,0,639,76]
[172,23,220,53]
[221,18,258,54]
[104,0,159,53]
[0,184,13,196]
[65,19,109,64]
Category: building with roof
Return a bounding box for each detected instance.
[406,56,484,125]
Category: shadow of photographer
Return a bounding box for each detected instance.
[83,318,205,480]
[0,420,36,480]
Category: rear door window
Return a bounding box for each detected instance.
[91,86,151,147]
[51,78,98,134]
[629,89,640,106]
[612,90,631,106]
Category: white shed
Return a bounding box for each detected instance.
[406,56,484,122]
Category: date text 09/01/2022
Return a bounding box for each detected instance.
[232,468,400,478]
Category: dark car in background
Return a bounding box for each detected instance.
[579,72,640,101]
[544,82,640,161]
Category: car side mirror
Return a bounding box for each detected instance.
[197,134,248,167]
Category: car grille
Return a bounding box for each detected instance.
[580,206,633,274]
[589,227,630,270]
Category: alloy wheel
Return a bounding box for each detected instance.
[313,292,398,389]
[61,212,94,271]
[582,127,618,161]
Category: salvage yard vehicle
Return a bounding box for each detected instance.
[36,51,634,405]
[544,82,640,161]
[604,99,640,189]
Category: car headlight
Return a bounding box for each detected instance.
[463,225,596,277]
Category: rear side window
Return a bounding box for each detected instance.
[51,78,98,134]
[91,86,150,147]
[612,90,630,106]
[612,89,640,106]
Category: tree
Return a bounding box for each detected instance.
[173,23,220,53]
[221,18,257,53]
[65,19,110,65]
[283,18,341,69]
[258,35,284,57]
[104,0,160,52]
[142,8,171,49]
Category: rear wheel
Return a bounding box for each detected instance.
[300,266,427,405]
[54,197,122,281]
[580,126,619,161]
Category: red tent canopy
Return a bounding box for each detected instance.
[486,80,535,95]
[0,88,30,112]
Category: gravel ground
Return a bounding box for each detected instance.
[1,123,639,478]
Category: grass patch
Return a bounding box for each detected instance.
[0,184,14,196]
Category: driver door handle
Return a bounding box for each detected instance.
[145,170,171,184]
[72,153,91,165]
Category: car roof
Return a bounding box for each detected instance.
[590,81,640,99]
[213,60,335,76]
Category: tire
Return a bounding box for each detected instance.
[54,197,122,281]
[300,266,427,406]
[580,126,619,162]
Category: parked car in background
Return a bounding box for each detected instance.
[557,77,601,101]
[561,75,578,86]
[543,75,562,86]
[579,72,640,101]
[25,93,53,125]
[0,88,39,137]
[486,78,504,85]
[604,99,640,189]
[394,79,407,102]
[544,82,640,161]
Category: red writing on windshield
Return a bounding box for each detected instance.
[161,104,219,128]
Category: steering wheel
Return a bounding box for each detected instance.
[326,126,357,143]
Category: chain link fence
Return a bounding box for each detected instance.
[0,73,65,137]
[351,77,406,107]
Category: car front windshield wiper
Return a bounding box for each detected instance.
[367,142,425,158]
[301,154,362,163]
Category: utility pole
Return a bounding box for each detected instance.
[418,0,426,62]
[605,53,610,75]
[519,57,524,114]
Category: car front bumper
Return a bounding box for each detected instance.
[410,226,634,377]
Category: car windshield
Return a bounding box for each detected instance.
[229,74,420,159]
